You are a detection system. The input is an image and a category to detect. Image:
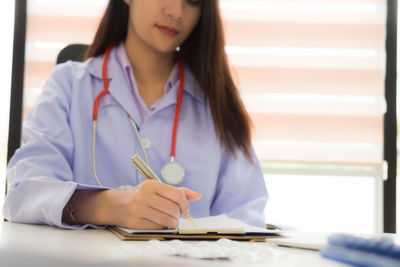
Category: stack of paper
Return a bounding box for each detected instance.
[111,214,280,241]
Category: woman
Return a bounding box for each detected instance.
[3,0,268,229]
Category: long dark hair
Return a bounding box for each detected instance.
[86,0,253,160]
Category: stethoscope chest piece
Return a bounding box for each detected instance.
[161,158,185,185]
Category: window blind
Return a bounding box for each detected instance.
[24,0,386,166]
[24,0,106,114]
[223,0,386,165]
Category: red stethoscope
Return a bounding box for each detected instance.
[92,43,185,186]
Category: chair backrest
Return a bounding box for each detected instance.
[56,44,88,64]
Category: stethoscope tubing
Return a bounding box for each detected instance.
[91,43,184,187]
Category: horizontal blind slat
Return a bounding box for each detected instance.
[253,142,382,164]
[227,52,384,70]
[224,21,384,49]
[28,0,107,17]
[251,114,383,143]
[26,15,100,43]
[232,67,384,96]
[243,95,384,116]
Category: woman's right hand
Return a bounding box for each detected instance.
[110,180,202,229]
[68,180,202,229]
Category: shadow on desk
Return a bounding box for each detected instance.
[0,247,214,267]
[0,248,130,267]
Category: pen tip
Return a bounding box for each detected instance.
[187,215,196,228]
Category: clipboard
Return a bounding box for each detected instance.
[108,226,280,242]
[108,214,281,242]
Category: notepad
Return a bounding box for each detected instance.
[111,214,280,241]
[119,214,273,234]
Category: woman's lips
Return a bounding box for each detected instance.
[156,25,179,37]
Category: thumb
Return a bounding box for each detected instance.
[180,187,202,201]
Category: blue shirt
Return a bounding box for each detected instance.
[3,44,268,229]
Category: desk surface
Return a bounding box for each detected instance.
[0,221,347,267]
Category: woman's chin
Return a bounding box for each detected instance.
[149,42,181,55]
[155,47,179,55]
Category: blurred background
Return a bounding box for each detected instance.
[0,0,397,234]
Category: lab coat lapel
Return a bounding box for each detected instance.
[155,64,204,112]
[106,49,143,126]
[156,82,178,112]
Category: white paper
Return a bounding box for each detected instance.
[118,228,177,234]
[179,214,275,233]
[119,214,278,234]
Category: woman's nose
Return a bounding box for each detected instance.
[163,0,184,21]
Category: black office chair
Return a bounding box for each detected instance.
[56,44,88,64]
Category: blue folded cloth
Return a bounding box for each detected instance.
[320,233,400,267]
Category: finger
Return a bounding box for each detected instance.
[140,206,179,229]
[180,187,202,201]
[148,194,181,219]
[153,183,189,216]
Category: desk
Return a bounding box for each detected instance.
[0,221,346,267]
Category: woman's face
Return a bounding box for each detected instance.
[124,0,201,54]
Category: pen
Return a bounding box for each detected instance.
[131,154,197,228]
